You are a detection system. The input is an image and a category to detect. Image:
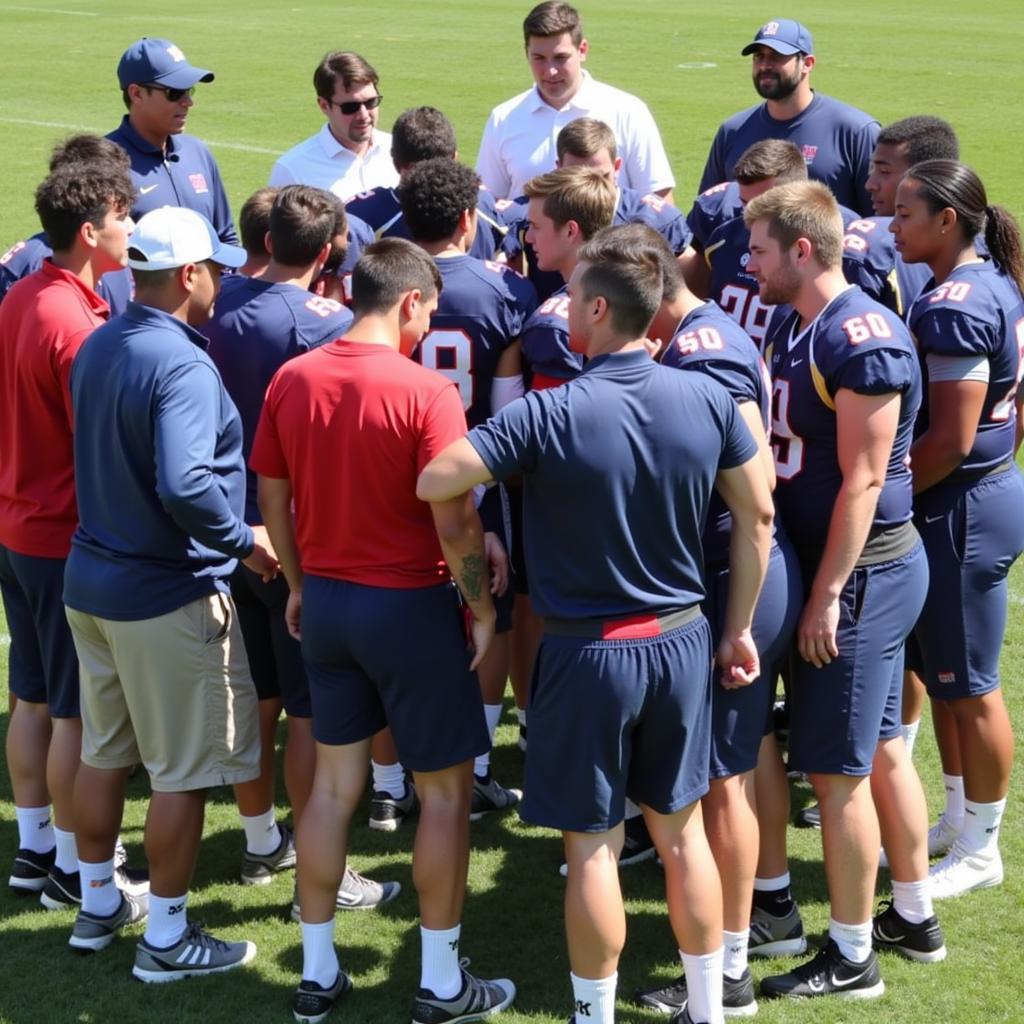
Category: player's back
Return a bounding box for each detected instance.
[686,181,744,253]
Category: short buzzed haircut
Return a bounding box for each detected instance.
[877,116,960,165]
[523,166,617,240]
[523,1,583,45]
[576,225,664,339]
[351,237,442,315]
[606,222,683,301]
[399,159,480,244]
[557,118,617,163]
[35,162,135,252]
[743,180,844,270]
[733,139,808,186]
[391,107,458,167]
[314,51,378,99]
[239,186,279,257]
[269,185,345,267]
[50,134,130,174]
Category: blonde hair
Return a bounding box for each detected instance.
[523,166,616,240]
[743,180,843,269]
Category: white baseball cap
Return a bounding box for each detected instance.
[127,206,246,271]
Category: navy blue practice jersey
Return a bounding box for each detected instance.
[686,181,744,253]
[519,287,582,390]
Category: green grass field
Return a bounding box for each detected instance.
[2,1,1024,1022]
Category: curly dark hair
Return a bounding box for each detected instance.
[399,158,480,244]
[34,162,135,251]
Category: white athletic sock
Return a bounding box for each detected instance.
[624,797,642,820]
[301,919,340,989]
[828,918,872,964]
[960,798,1006,855]
[15,805,53,854]
[420,924,462,998]
[752,871,790,891]
[722,929,749,980]
[474,704,504,776]
[80,858,120,917]
[240,808,281,857]
[372,760,407,800]
[942,774,965,827]
[891,879,933,924]
[53,827,78,874]
[570,971,616,1023]
[902,718,921,760]
[145,893,188,948]
[680,947,724,1024]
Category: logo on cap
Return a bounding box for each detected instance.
[167,44,186,63]
[762,21,780,35]
[189,173,209,195]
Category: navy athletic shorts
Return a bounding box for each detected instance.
[478,484,514,633]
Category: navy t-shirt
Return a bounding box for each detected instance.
[468,348,758,619]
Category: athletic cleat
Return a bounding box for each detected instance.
[794,803,821,829]
[748,903,808,958]
[412,964,516,1024]
[132,921,256,982]
[293,970,352,1024]
[634,967,757,1017]
[241,823,296,885]
[8,847,55,893]
[40,861,150,911]
[470,773,522,821]
[929,841,1003,899]
[927,814,962,859]
[760,940,884,1001]
[69,890,149,952]
[290,866,401,920]
[871,901,947,963]
[369,782,418,832]
[560,813,657,877]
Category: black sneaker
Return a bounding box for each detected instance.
[293,971,352,1024]
[470,773,522,821]
[760,940,884,1000]
[369,782,419,833]
[635,967,757,1017]
[8,847,55,893]
[40,865,80,910]
[412,964,516,1023]
[748,902,807,958]
[794,803,821,829]
[241,823,296,885]
[871,901,947,963]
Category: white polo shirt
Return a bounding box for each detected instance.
[268,124,399,201]
[475,71,676,200]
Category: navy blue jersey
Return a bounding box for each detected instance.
[662,302,771,566]
[202,275,353,521]
[499,187,691,303]
[333,212,374,306]
[413,254,538,428]
[909,261,1024,479]
[699,93,880,216]
[0,233,133,314]
[686,181,744,253]
[768,287,920,552]
[842,217,933,319]
[107,116,238,245]
[707,203,860,353]
[520,287,581,389]
[468,348,758,619]
[347,185,507,262]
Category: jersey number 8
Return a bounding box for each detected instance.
[418,328,475,410]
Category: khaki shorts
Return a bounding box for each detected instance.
[66,591,260,793]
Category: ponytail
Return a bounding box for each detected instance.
[985,205,1024,293]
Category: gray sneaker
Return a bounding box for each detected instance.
[749,902,808,958]
[132,921,256,982]
[241,823,296,885]
[69,890,149,952]
[470,773,522,821]
[412,964,516,1024]
[290,866,401,921]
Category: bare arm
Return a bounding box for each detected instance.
[257,474,303,639]
[653,186,675,204]
[678,246,712,299]
[737,399,776,492]
[417,437,494,503]
[799,389,900,667]
[909,378,987,494]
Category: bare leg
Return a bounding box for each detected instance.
[6,699,51,808]
[753,733,790,879]
[233,697,282,817]
[563,825,626,978]
[872,736,928,882]
[145,790,206,897]
[73,763,129,863]
[703,772,757,934]
[284,715,316,827]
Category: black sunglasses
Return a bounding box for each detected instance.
[145,84,196,102]
[326,94,383,115]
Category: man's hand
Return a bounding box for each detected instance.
[285,588,302,641]
[797,592,840,668]
[483,531,509,596]
[716,629,760,690]
[468,606,497,672]
[243,530,279,583]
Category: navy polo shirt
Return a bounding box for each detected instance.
[65,301,252,620]
[468,348,758,620]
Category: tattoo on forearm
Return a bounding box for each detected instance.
[459,552,486,603]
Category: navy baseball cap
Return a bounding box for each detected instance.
[127,207,246,271]
[117,38,214,90]
[741,19,814,56]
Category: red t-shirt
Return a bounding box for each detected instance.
[250,339,467,588]
[0,261,109,557]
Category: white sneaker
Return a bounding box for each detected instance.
[927,814,962,858]
[929,841,1002,899]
